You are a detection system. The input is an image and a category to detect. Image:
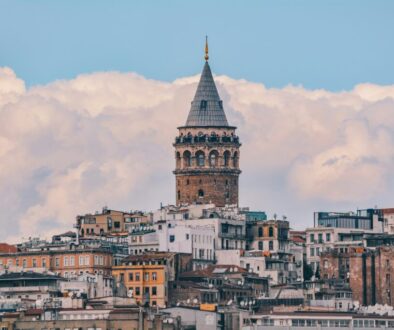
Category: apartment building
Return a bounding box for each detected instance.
[76,207,149,237]
[0,245,113,277]
[112,252,192,308]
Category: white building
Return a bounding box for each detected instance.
[153,204,247,253]
[127,229,159,255]
[305,227,375,272]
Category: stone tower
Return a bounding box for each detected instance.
[173,40,241,207]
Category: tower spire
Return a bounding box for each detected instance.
[205,36,209,61]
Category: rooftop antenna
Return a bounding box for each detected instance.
[205,36,209,61]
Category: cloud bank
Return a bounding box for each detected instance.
[1,67,394,241]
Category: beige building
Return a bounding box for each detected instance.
[76,207,149,237]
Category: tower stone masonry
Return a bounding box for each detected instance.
[173,41,241,207]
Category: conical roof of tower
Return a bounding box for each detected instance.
[185,61,229,127]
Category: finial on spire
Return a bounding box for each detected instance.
[204,36,209,61]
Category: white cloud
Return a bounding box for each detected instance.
[1,67,394,241]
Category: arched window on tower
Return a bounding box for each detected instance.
[183,150,192,167]
[209,150,219,167]
[198,189,204,198]
[223,151,231,167]
[176,152,181,168]
[233,151,239,167]
[196,151,205,167]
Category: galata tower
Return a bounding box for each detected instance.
[173,39,241,207]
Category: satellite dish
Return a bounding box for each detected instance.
[187,299,190,304]
[76,292,81,298]
[127,290,133,298]
[240,301,245,307]
[227,299,233,306]
[193,298,198,304]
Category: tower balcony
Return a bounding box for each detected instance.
[174,134,240,146]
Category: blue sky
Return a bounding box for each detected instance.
[1,0,393,90]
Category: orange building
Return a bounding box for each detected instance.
[112,252,192,308]
[0,248,112,278]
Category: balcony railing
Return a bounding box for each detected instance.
[175,135,240,145]
[219,232,246,240]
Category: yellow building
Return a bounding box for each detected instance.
[113,252,193,308]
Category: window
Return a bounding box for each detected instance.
[64,257,69,267]
[183,151,191,167]
[209,151,218,167]
[136,273,140,281]
[223,151,230,166]
[323,259,329,269]
[32,259,37,267]
[169,235,175,243]
[269,241,274,251]
[55,258,59,267]
[200,100,207,109]
[114,221,120,229]
[79,256,84,266]
[152,286,157,296]
[258,227,263,237]
[326,233,331,242]
[94,255,99,265]
[152,272,157,281]
[310,248,315,257]
[268,227,274,237]
[196,151,205,166]
[70,256,75,266]
[85,256,90,266]
[258,241,263,250]
[144,273,149,281]
[316,247,320,256]
[22,259,27,268]
[310,234,315,242]
[198,189,204,197]
[129,273,133,281]
[233,152,238,167]
[318,233,323,243]
[135,287,140,295]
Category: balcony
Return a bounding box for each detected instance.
[174,134,240,146]
[219,232,246,240]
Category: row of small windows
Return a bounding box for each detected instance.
[179,178,236,186]
[178,190,230,200]
[199,100,223,110]
[258,227,274,237]
[177,150,238,168]
[258,241,274,251]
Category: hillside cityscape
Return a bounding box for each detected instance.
[1,43,394,330]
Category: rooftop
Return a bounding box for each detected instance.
[184,58,230,127]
